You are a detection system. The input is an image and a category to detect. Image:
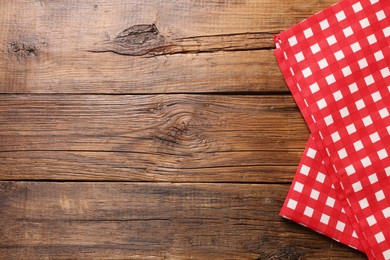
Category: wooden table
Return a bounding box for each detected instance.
[0,1,367,259]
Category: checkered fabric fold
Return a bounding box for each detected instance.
[274,0,390,258]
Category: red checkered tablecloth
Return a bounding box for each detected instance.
[274,0,390,258]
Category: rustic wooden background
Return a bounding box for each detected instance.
[0,0,367,259]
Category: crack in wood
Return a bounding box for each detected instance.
[89,24,276,57]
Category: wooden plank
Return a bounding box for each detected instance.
[0,182,366,259]
[0,0,338,93]
[0,151,302,182]
[0,94,309,181]
[0,94,308,151]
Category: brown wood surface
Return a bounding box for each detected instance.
[0,94,307,182]
[0,182,365,259]
[0,0,367,259]
[1,0,337,94]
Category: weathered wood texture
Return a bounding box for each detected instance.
[0,94,308,182]
[0,0,365,258]
[0,0,338,93]
[0,182,365,259]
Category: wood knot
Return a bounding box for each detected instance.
[116,24,160,43]
[91,24,166,56]
[153,109,214,154]
[155,113,192,147]
[8,42,38,58]
[255,241,307,260]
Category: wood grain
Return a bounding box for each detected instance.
[0,94,309,182]
[0,0,338,93]
[0,182,365,259]
[0,0,362,258]
[0,151,302,182]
